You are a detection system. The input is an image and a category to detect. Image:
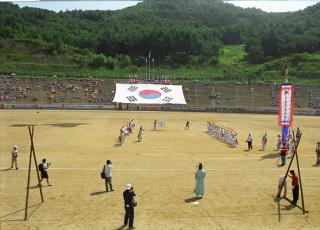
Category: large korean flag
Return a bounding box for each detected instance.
[113,84,187,104]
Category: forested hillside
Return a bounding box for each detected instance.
[0,0,319,82]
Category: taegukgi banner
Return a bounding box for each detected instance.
[113,83,187,104]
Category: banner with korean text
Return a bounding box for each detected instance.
[278,84,294,127]
[278,84,294,144]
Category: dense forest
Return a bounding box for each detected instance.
[0,0,319,79]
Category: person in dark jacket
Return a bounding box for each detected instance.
[123,184,136,229]
[39,159,52,186]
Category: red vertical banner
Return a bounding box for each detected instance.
[278,84,294,127]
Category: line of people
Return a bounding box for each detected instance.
[119,119,135,146]
[207,121,238,148]
[246,131,296,154]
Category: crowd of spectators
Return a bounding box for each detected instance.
[0,75,319,109]
[0,75,114,104]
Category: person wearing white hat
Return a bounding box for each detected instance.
[123,183,136,229]
[11,145,18,169]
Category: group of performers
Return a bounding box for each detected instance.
[207,121,238,148]
[119,119,136,146]
[118,119,146,145]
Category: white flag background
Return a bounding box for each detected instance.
[112,84,187,104]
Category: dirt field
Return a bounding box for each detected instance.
[0,110,319,230]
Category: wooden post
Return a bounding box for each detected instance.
[24,125,44,221]
[24,126,33,221]
[276,131,300,198]
[277,131,306,215]
[295,133,306,214]
[29,125,44,202]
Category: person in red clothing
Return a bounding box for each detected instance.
[279,143,288,167]
[288,170,299,205]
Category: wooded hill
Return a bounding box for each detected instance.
[0,0,319,82]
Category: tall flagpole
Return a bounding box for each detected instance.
[284,65,289,83]
[145,57,147,80]
[148,50,151,80]
[152,57,154,80]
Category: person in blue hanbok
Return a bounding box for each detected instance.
[194,163,206,198]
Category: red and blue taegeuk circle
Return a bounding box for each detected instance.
[139,89,161,99]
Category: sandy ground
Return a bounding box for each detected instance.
[0,110,319,230]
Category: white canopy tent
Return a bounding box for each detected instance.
[112,83,187,104]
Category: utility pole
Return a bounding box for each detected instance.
[145,57,147,79]
[152,57,154,80]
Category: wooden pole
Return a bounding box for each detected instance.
[276,131,300,198]
[24,126,33,221]
[25,125,44,221]
[294,133,306,214]
[29,125,44,202]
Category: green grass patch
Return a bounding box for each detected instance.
[219,45,246,66]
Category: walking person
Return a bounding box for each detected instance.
[296,127,301,139]
[153,119,157,131]
[102,160,113,192]
[185,121,190,130]
[261,132,267,151]
[194,163,206,198]
[137,126,144,142]
[288,138,295,157]
[39,159,52,186]
[288,170,299,205]
[119,129,125,146]
[315,142,320,166]
[276,134,282,150]
[10,145,19,169]
[247,133,253,150]
[123,184,136,229]
[279,143,288,167]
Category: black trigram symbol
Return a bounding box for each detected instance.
[128,86,138,92]
[162,96,173,102]
[126,96,137,102]
[160,87,172,93]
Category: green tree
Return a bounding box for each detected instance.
[90,54,107,67]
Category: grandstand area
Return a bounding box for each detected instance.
[1,76,319,111]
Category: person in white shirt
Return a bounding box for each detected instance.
[103,160,113,192]
[277,175,287,198]
[247,133,253,150]
[11,145,19,169]
[288,138,295,157]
